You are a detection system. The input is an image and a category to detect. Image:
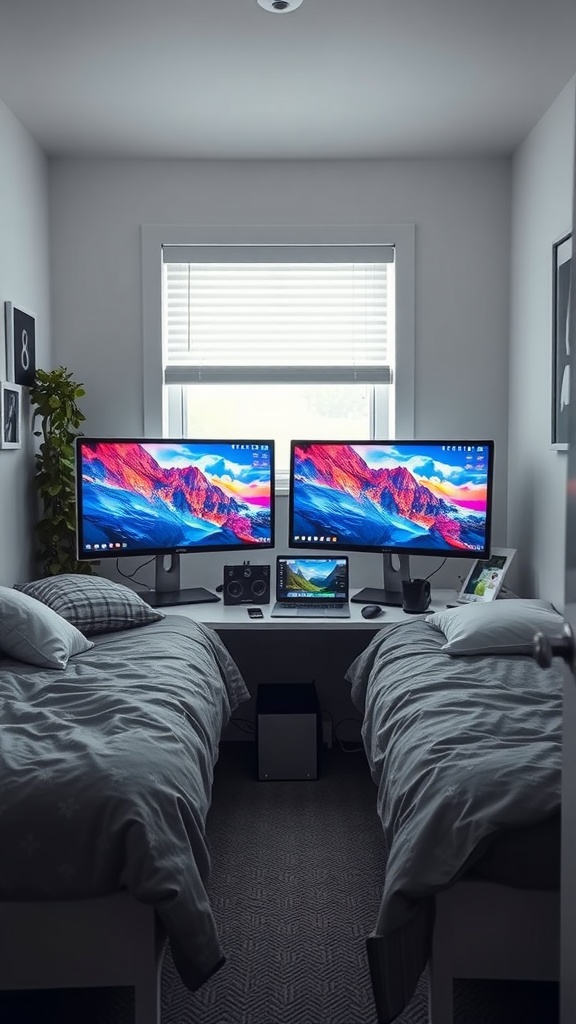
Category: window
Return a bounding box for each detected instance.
[141,225,415,483]
[161,245,394,483]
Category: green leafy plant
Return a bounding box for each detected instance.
[29,366,95,576]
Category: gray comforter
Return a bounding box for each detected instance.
[346,619,563,1023]
[0,614,249,991]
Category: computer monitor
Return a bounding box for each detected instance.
[75,438,275,606]
[289,439,495,605]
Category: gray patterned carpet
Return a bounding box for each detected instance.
[0,742,558,1023]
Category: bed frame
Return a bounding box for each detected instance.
[428,880,559,1024]
[0,893,167,1024]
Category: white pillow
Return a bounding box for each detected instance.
[0,585,93,669]
[426,598,565,656]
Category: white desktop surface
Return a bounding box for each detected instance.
[160,588,458,630]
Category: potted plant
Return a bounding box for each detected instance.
[29,366,95,575]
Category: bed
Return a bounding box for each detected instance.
[345,599,565,1024]
[0,576,250,1024]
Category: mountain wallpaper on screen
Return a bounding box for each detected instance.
[80,442,271,550]
[292,443,488,552]
[284,561,343,594]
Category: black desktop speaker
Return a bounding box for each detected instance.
[223,564,271,605]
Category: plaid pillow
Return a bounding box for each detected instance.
[14,575,165,636]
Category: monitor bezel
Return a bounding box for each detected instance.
[288,438,495,561]
[74,436,276,562]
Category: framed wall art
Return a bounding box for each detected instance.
[0,381,22,449]
[5,301,36,387]
[552,231,572,449]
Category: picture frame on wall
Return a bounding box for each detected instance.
[4,301,37,388]
[0,381,22,449]
[552,231,572,449]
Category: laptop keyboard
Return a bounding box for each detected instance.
[271,602,351,618]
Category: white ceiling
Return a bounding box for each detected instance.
[0,0,575,160]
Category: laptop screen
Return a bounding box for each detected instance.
[276,556,349,602]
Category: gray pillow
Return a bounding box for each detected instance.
[0,585,93,669]
[426,598,565,656]
[14,574,165,636]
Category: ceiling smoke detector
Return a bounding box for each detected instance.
[256,0,304,12]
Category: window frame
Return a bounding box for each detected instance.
[141,223,415,444]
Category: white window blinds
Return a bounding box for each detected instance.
[162,244,394,385]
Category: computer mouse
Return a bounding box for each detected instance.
[361,604,384,619]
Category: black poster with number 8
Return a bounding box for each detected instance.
[5,303,36,387]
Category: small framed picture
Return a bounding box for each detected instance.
[551,231,572,449]
[0,381,22,449]
[457,547,516,604]
[5,302,37,387]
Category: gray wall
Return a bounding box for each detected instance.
[0,98,50,588]
[48,156,512,594]
[508,76,576,609]
[1,89,572,605]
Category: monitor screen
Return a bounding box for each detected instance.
[276,555,349,602]
[75,436,272,557]
[75,438,275,561]
[289,440,494,559]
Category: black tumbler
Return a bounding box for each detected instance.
[401,578,431,614]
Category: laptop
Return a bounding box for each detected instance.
[270,555,351,618]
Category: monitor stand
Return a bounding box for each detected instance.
[351,553,411,607]
[140,553,220,608]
